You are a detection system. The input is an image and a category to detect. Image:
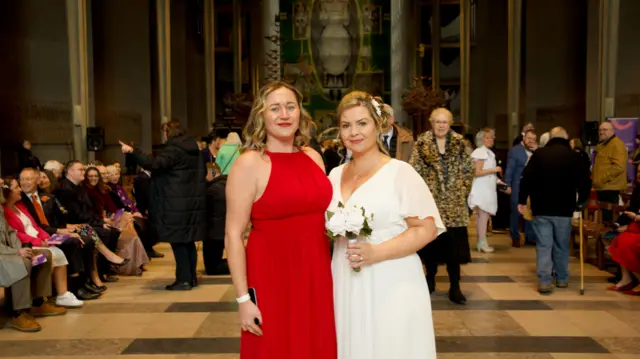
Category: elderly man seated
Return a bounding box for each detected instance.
[1,178,66,332]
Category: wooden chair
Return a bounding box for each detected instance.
[571,198,604,264]
[595,202,626,269]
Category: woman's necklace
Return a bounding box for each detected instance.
[350,157,384,185]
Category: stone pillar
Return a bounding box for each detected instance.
[204,0,216,130]
[431,0,441,90]
[233,0,242,93]
[390,0,414,126]
[598,0,620,120]
[66,0,91,162]
[460,0,472,128]
[156,0,171,126]
[262,0,280,83]
[507,0,523,143]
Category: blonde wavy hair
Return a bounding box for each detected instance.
[242,81,312,153]
[336,91,389,156]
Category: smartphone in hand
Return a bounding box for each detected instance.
[248,288,260,326]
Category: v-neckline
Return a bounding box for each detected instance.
[339,159,393,204]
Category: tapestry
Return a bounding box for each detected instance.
[278,0,391,133]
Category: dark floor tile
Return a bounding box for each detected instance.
[511,275,612,284]
[123,337,239,355]
[435,276,514,283]
[79,302,170,314]
[594,337,640,354]
[0,339,132,357]
[546,300,640,311]
[120,336,607,355]
[166,301,238,313]
[197,277,233,285]
[436,336,609,353]
[432,300,551,311]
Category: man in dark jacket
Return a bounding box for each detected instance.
[54,161,123,283]
[204,164,229,275]
[518,127,592,295]
[120,119,206,290]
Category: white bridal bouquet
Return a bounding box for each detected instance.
[326,202,373,272]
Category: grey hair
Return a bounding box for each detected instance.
[475,128,494,148]
[226,132,242,145]
[539,132,550,147]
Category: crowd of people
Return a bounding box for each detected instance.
[2,79,638,359]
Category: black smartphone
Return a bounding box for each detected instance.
[248,287,260,326]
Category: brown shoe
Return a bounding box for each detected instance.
[12,313,41,332]
[30,302,67,317]
[512,238,521,248]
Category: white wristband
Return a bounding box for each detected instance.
[236,293,251,303]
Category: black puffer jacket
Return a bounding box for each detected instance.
[130,136,206,243]
[205,175,227,241]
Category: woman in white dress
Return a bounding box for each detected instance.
[327,91,445,359]
[467,128,504,253]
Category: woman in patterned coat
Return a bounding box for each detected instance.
[410,108,474,305]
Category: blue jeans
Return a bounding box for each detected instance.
[510,199,536,242]
[531,216,572,285]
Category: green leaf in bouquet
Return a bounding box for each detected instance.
[327,211,335,220]
[338,201,344,208]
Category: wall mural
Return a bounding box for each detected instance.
[280,0,390,132]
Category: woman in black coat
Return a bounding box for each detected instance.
[120,119,206,290]
[204,163,228,275]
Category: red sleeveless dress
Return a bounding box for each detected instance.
[241,151,337,359]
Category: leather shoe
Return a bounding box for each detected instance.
[448,286,467,305]
[75,288,101,300]
[147,251,165,258]
[100,275,119,283]
[165,282,193,291]
[85,282,107,294]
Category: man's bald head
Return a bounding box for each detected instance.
[19,168,39,194]
[550,127,568,140]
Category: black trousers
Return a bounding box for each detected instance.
[202,241,226,275]
[57,237,84,276]
[418,227,469,288]
[170,242,197,283]
[597,190,620,222]
[134,217,157,253]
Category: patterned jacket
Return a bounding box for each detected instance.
[410,130,474,228]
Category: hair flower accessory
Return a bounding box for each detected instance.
[369,97,382,117]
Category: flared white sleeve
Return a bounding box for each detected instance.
[395,161,447,236]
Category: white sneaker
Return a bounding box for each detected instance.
[477,244,495,253]
[56,291,84,308]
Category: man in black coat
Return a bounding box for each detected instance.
[53,161,121,282]
[204,167,229,275]
[120,119,207,291]
[518,127,592,295]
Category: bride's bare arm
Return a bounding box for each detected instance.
[225,152,259,298]
[374,217,438,262]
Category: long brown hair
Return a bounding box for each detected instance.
[336,91,389,156]
[242,81,312,153]
[84,167,110,194]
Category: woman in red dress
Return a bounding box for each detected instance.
[225,81,337,359]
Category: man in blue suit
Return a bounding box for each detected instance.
[505,130,538,247]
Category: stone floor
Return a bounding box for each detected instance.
[1,227,640,359]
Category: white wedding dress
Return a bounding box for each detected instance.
[328,159,445,359]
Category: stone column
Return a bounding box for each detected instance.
[507,0,523,143]
[598,0,620,120]
[459,0,472,127]
[233,0,242,93]
[390,0,414,126]
[204,0,216,130]
[66,0,91,162]
[156,0,171,126]
[262,0,280,83]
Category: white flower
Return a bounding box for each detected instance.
[326,210,347,237]
[344,206,365,234]
[370,98,382,117]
